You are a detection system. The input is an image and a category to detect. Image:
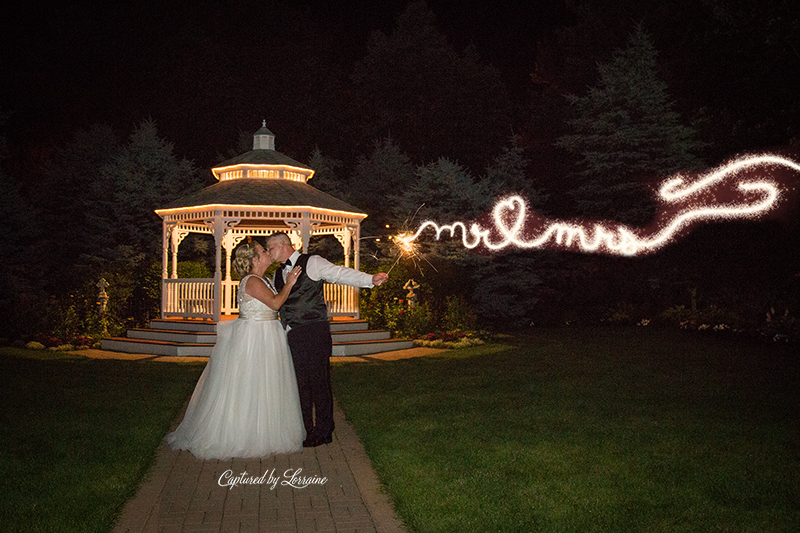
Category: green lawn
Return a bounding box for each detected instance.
[0,348,205,532]
[332,327,800,532]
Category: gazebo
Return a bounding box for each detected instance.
[155,122,367,322]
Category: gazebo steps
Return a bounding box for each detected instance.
[101,337,215,357]
[127,328,217,344]
[331,329,391,342]
[149,318,217,332]
[328,319,371,332]
[149,317,369,332]
[101,317,412,357]
[331,338,415,357]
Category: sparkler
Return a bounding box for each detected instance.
[384,204,439,275]
[386,232,419,275]
[399,154,800,257]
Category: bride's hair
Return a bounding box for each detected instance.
[233,243,258,278]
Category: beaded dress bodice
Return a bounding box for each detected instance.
[237,275,278,321]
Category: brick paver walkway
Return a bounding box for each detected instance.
[106,347,448,533]
[114,402,406,533]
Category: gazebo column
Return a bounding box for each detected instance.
[170,227,190,279]
[353,224,362,318]
[161,220,173,281]
[221,231,246,315]
[221,232,246,282]
[210,217,223,321]
[335,227,354,268]
[300,213,312,253]
[333,223,361,318]
[206,215,241,321]
[161,221,176,319]
[285,219,306,251]
[353,224,361,272]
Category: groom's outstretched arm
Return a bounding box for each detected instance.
[307,255,387,288]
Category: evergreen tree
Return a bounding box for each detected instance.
[0,168,41,339]
[469,250,544,329]
[307,147,348,200]
[23,121,204,329]
[352,137,415,236]
[351,0,511,173]
[0,115,32,261]
[38,124,120,268]
[394,157,491,227]
[481,136,547,208]
[556,25,702,226]
[0,113,48,337]
[96,119,203,265]
[470,139,549,329]
[388,158,490,316]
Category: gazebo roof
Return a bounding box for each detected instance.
[213,149,311,171]
[158,177,366,215]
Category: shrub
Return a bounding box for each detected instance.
[402,303,434,338]
[761,306,799,343]
[442,295,477,332]
[413,332,484,349]
[607,302,637,325]
[49,344,75,352]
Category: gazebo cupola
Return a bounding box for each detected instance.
[253,121,275,150]
[155,122,368,321]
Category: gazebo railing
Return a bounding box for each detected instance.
[324,284,360,318]
[221,279,239,315]
[162,279,360,320]
[162,279,215,319]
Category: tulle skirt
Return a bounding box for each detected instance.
[165,318,305,459]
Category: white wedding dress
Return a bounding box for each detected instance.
[165,275,305,459]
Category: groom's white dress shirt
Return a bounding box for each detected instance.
[280,250,375,288]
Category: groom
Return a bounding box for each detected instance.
[266,232,388,447]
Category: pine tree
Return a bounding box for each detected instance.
[307,148,347,200]
[557,24,702,226]
[353,138,415,234]
[38,124,120,263]
[351,0,511,172]
[394,158,491,225]
[96,119,203,264]
[481,136,547,208]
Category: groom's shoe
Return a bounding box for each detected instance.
[302,436,317,447]
[317,434,333,445]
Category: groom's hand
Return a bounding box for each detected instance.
[372,272,389,286]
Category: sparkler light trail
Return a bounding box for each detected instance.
[401,154,800,256]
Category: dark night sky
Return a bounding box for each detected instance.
[1,0,572,168]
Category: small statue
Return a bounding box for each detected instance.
[97,278,109,317]
[403,279,420,307]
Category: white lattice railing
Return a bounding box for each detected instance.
[221,279,239,315]
[324,284,360,318]
[163,279,215,319]
[162,279,360,320]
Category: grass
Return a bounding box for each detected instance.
[331,327,800,532]
[0,347,205,532]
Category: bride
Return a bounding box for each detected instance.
[166,241,306,459]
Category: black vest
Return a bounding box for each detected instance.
[274,254,328,328]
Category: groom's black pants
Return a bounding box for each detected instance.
[286,320,334,440]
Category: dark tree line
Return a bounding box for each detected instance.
[1,0,799,340]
